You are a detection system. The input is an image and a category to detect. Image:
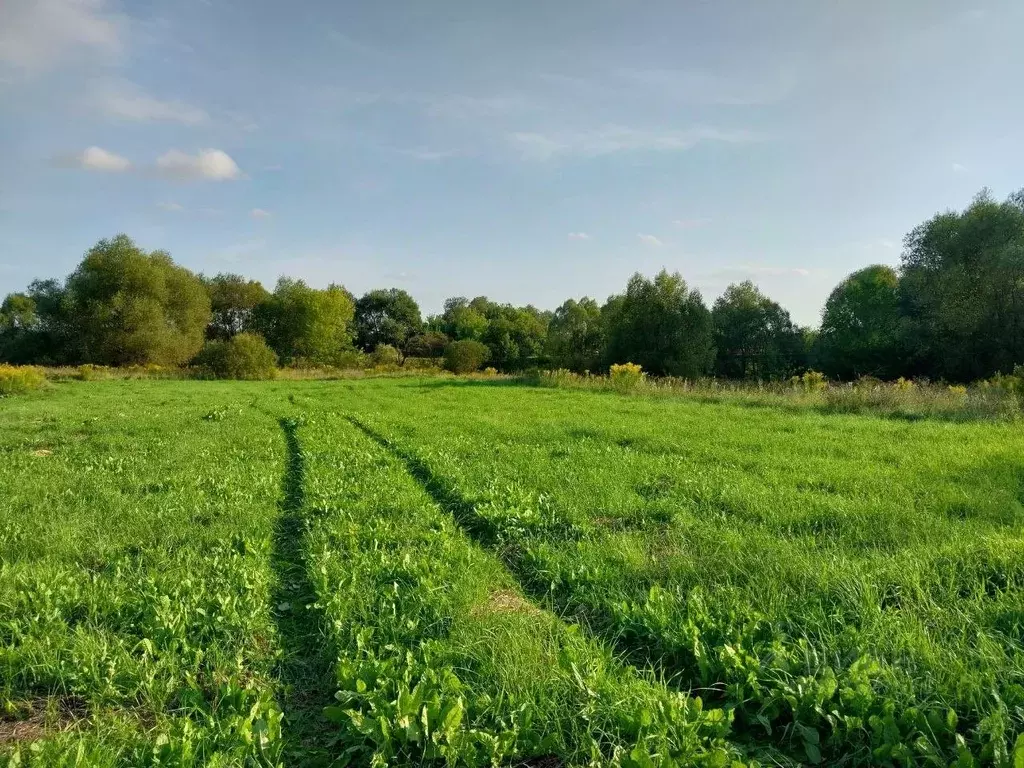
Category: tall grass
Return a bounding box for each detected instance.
[532,368,1023,421]
[0,365,46,395]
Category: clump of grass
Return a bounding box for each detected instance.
[0,365,45,396]
[609,362,645,392]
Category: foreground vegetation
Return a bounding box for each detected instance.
[3,377,1024,765]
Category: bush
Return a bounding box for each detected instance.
[0,364,45,395]
[609,362,645,392]
[369,344,402,368]
[402,356,444,372]
[194,333,278,380]
[444,340,490,374]
[78,364,112,381]
[790,370,827,391]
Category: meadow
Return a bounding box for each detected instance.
[2,377,1024,766]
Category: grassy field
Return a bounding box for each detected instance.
[2,378,1024,766]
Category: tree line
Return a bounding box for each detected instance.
[2,188,1023,382]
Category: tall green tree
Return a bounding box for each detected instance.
[405,331,449,358]
[481,306,547,371]
[438,297,489,341]
[900,189,1024,381]
[64,235,211,366]
[252,278,356,366]
[604,270,715,377]
[712,281,805,379]
[546,297,605,372]
[204,273,269,339]
[0,293,40,364]
[817,265,903,380]
[354,288,422,352]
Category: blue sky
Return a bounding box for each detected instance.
[2,0,1022,325]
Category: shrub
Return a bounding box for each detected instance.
[790,370,827,391]
[369,344,402,368]
[609,362,644,392]
[402,356,444,372]
[194,333,278,380]
[0,364,45,395]
[444,340,489,374]
[988,366,1024,398]
[482,367,498,376]
[78,364,111,381]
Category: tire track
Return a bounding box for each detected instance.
[270,416,336,764]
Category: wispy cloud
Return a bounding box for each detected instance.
[672,217,711,228]
[55,146,131,172]
[250,208,272,219]
[425,93,533,120]
[712,264,812,278]
[951,162,968,173]
[213,238,266,263]
[325,29,391,61]
[0,0,123,72]
[398,147,466,161]
[637,233,663,247]
[91,79,207,125]
[510,125,760,160]
[154,149,243,181]
[568,232,591,240]
[615,67,797,106]
[156,201,184,212]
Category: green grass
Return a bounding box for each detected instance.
[2,377,1024,765]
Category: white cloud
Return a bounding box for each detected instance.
[637,234,663,247]
[568,232,591,240]
[672,218,711,229]
[0,0,122,72]
[510,125,760,160]
[155,149,243,181]
[250,208,272,219]
[157,201,184,212]
[91,79,207,125]
[56,146,131,172]
[952,162,968,173]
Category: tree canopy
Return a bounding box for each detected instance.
[205,273,270,340]
[712,281,806,379]
[65,235,211,366]
[4,191,1024,383]
[900,190,1024,381]
[546,297,605,372]
[251,278,356,366]
[817,265,903,380]
[605,270,715,378]
[354,288,422,352]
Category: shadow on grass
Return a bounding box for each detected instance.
[345,417,683,682]
[270,417,336,765]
